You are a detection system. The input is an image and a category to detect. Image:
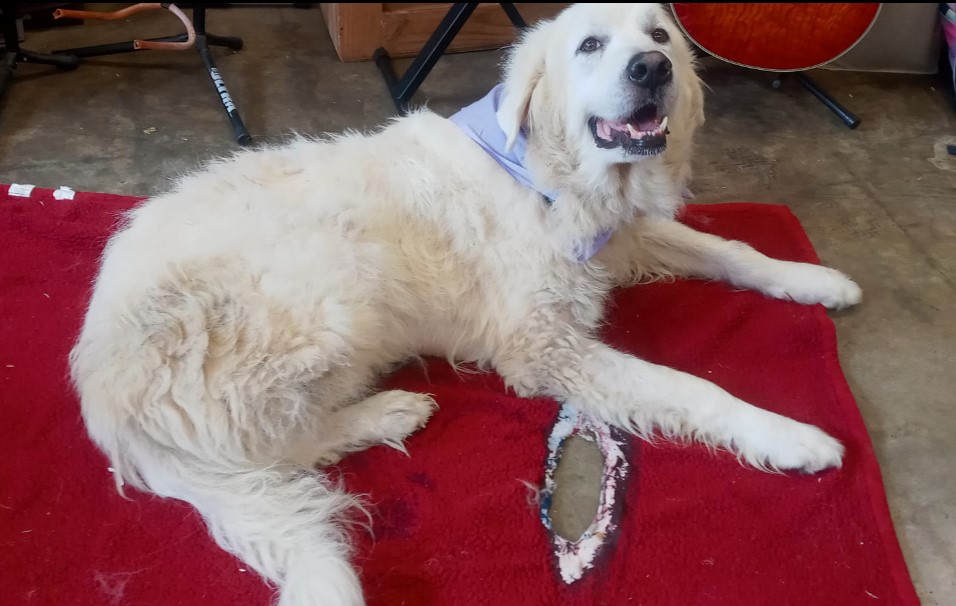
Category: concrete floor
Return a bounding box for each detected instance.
[2,6,954,604]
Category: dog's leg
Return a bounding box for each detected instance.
[498,323,843,473]
[607,217,861,309]
[308,391,437,467]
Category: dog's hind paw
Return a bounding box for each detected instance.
[311,391,438,467]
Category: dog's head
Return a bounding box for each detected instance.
[497,3,703,195]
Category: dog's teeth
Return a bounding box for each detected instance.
[626,123,640,139]
[660,116,669,131]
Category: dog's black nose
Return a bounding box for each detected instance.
[627,51,672,90]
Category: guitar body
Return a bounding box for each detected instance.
[670,3,882,72]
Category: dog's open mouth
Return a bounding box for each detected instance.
[589,104,668,156]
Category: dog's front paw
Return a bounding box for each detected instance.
[744,419,844,474]
[765,263,862,310]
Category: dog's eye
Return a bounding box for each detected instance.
[651,28,669,44]
[579,37,603,53]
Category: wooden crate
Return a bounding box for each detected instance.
[319,3,568,62]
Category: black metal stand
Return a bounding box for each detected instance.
[772,72,861,129]
[1,6,79,107]
[373,3,527,115]
[51,4,251,145]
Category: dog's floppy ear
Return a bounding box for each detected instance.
[496,24,552,151]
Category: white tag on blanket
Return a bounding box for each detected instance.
[53,186,76,200]
[8,183,35,197]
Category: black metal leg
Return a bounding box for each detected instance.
[796,73,861,129]
[46,3,251,145]
[1,6,78,108]
[0,51,16,102]
[54,35,186,58]
[192,4,250,145]
[499,2,528,29]
[17,48,79,68]
[373,3,526,115]
[2,6,21,56]
[193,2,207,34]
[771,72,860,129]
[196,32,251,145]
[374,3,478,115]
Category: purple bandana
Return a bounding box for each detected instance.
[450,85,612,262]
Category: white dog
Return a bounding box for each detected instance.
[70,4,861,605]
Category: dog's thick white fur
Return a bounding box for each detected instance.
[70,4,861,605]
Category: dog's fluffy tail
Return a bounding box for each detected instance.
[85,419,367,606]
[74,414,366,606]
[69,270,367,606]
[142,457,365,606]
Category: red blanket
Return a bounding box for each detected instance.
[0,185,919,605]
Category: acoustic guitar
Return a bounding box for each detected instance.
[670,3,881,72]
[669,3,881,128]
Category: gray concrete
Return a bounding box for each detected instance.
[2,6,954,604]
